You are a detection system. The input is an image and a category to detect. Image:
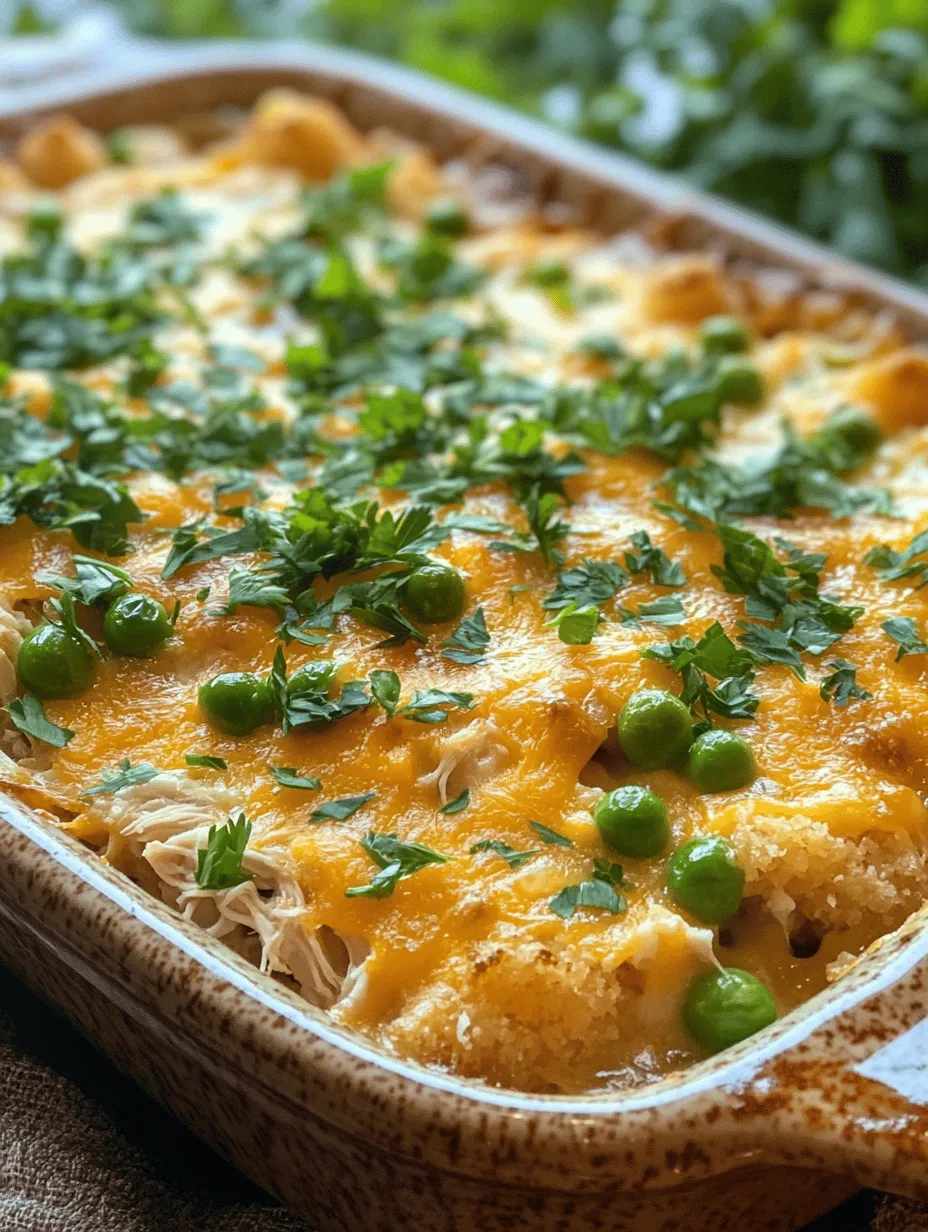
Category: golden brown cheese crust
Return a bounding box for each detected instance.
[1,95,927,1095]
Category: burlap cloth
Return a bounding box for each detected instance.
[0,964,921,1232]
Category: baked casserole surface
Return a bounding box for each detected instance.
[1,91,927,1094]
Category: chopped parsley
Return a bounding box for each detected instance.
[80,760,161,797]
[469,839,537,869]
[345,831,448,898]
[491,489,569,564]
[643,621,759,726]
[547,602,601,644]
[310,792,376,822]
[619,594,687,627]
[710,526,862,676]
[549,859,626,919]
[0,209,162,371]
[528,820,574,847]
[270,648,371,734]
[661,420,893,524]
[439,788,470,815]
[38,554,132,609]
[820,660,872,706]
[186,754,228,771]
[195,814,252,890]
[624,531,686,587]
[369,670,474,723]
[882,617,928,661]
[5,694,74,747]
[440,608,491,664]
[865,530,928,590]
[543,559,627,611]
[270,765,321,790]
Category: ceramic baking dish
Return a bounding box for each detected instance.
[2,44,928,1232]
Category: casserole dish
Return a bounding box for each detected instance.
[2,44,928,1231]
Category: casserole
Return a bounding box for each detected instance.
[2,44,928,1230]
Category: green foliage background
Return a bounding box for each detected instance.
[15,0,928,284]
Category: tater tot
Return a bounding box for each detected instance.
[641,255,737,325]
[386,148,444,220]
[16,116,108,190]
[238,89,365,181]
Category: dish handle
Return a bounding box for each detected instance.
[727,916,928,1199]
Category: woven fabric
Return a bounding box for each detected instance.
[0,965,307,1232]
[0,964,915,1232]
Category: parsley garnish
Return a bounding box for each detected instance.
[661,421,892,523]
[528,820,574,847]
[643,621,759,725]
[38,554,132,609]
[865,530,928,589]
[186,754,227,771]
[543,559,627,611]
[710,526,862,676]
[820,660,872,706]
[469,839,537,869]
[440,607,491,664]
[624,531,686,587]
[491,489,568,564]
[619,594,687,626]
[195,814,252,891]
[222,568,290,616]
[161,513,270,580]
[547,602,601,644]
[882,617,928,660]
[549,859,626,919]
[270,648,370,734]
[369,669,474,723]
[5,694,74,747]
[0,210,162,371]
[345,831,448,898]
[310,792,376,822]
[439,788,470,814]
[271,765,321,790]
[80,760,160,797]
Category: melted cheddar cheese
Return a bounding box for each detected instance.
[1,93,928,1095]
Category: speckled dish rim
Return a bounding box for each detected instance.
[2,43,928,1203]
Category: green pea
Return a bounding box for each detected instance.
[577,332,626,362]
[409,235,453,282]
[666,835,745,924]
[683,967,777,1053]
[425,197,469,238]
[594,785,669,858]
[687,729,754,793]
[715,355,765,405]
[103,592,173,658]
[199,672,274,736]
[816,406,882,458]
[617,689,693,770]
[403,563,466,624]
[17,623,94,699]
[289,660,335,697]
[528,258,570,288]
[699,315,750,356]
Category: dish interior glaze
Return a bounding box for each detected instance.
[2,82,928,1099]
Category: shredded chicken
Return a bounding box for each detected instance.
[94,774,369,1008]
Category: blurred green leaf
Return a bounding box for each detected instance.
[832,0,928,51]
[13,2,51,32]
